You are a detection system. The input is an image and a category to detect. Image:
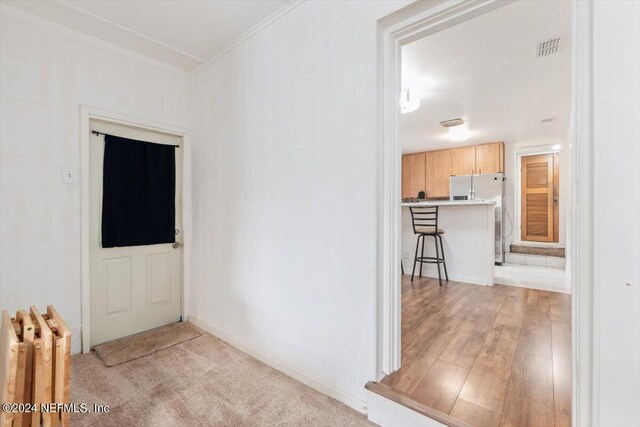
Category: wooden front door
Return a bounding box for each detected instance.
[521,153,559,242]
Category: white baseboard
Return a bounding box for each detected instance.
[494,280,571,294]
[404,264,492,286]
[71,325,82,354]
[187,315,368,415]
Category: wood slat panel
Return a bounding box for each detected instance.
[1,311,20,427]
[525,193,549,236]
[525,163,549,188]
[15,310,35,427]
[30,306,54,427]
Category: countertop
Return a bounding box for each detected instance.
[401,200,496,207]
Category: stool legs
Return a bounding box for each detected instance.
[411,233,449,285]
[437,234,449,281]
[434,235,442,286]
[411,234,422,281]
[419,234,426,277]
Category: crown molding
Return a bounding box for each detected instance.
[1,0,305,79]
[0,2,191,78]
[190,0,305,77]
[57,0,204,64]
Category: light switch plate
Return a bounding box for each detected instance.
[61,167,78,184]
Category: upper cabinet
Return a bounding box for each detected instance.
[475,142,504,174]
[402,153,426,199]
[402,141,505,199]
[450,146,477,176]
[425,150,451,198]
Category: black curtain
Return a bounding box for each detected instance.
[101,134,176,248]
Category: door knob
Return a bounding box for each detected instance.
[172,242,182,249]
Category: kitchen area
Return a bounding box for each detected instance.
[385,3,574,423]
[401,141,505,286]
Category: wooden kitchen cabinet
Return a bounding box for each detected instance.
[425,150,452,198]
[450,146,476,176]
[475,142,504,174]
[402,142,505,200]
[402,153,426,199]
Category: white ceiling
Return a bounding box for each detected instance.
[2,0,289,72]
[401,0,572,153]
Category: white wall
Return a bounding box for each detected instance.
[592,1,640,425]
[188,0,406,410]
[0,12,188,353]
[503,136,571,249]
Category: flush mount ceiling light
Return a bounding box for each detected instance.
[400,88,420,114]
[441,118,470,142]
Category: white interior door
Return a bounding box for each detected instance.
[89,120,182,346]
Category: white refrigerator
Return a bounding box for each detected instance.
[450,173,505,264]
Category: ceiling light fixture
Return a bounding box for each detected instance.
[441,118,470,142]
[400,88,420,114]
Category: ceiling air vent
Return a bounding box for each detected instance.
[537,37,561,57]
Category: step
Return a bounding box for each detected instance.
[365,381,467,427]
[510,244,565,258]
[504,252,565,269]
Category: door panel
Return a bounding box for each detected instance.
[147,253,170,306]
[425,150,452,198]
[106,257,132,315]
[90,120,182,346]
[521,154,555,242]
[451,146,476,176]
[402,153,426,198]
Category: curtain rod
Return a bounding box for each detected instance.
[91,130,180,147]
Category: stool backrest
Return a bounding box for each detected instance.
[409,206,439,233]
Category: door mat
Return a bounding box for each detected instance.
[93,321,202,367]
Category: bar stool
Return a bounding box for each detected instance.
[409,206,449,286]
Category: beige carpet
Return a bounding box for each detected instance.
[72,323,376,426]
[93,322,202,367]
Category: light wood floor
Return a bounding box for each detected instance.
[380,275,571,427]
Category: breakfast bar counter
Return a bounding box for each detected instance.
[401,200,496,286]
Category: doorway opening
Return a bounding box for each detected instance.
[371,1,583,425]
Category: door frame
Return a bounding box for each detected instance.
[376,1,595,425]
[79,105,192,353]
